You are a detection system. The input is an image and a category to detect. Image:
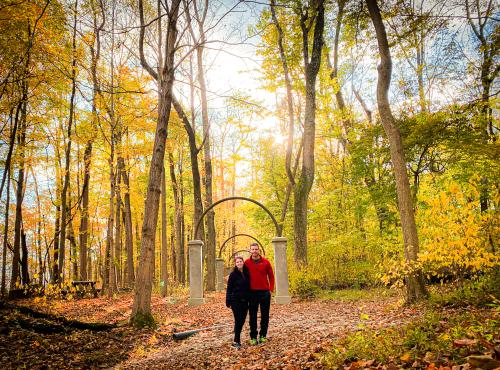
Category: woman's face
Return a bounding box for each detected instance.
[235,258,244,269]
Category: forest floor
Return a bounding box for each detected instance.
[0,289,497,369]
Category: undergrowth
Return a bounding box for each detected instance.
[321,272,500,369]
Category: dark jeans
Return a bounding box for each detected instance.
[231,299,248,344]
[249,290,271,339]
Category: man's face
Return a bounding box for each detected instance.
[250,244,260,258]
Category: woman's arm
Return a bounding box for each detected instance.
[226,272,233,308]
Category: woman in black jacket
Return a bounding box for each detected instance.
[226,256,250,348]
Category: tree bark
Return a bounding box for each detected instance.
[68,217,78,281]
[21,227,29,285]
[366,0,428,302]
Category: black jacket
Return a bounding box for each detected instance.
[226,267,250,307]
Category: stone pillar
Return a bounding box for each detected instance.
[215,258,225,291]
[188,240,205,306]
[272,237,291,304]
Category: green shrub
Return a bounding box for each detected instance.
[429,270,500,307]
[290,271,319,299]
[319,287,397,302]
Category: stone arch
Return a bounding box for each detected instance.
[218,233,265,258]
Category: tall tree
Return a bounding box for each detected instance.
[80,0,105,281]
[57,0,79,283]
[293,0,325,266]
[131,0,182,325]
[366,0,428,302]
[465,0,498,212]
[270,0,304,228]
[11,74,28,290]
[183,0,216,289]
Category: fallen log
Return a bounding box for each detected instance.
[1,302,116,331]
[172,324,230,340]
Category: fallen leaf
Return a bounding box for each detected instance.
[453,339,478,347]
[401,353,411,362]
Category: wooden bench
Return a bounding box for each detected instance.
[71,281,98,298]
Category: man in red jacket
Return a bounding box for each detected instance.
[244,242,275,345]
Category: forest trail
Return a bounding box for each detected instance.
[2,292,423,369]
[117,292,421,369]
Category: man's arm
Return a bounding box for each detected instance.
[267,261,275,292]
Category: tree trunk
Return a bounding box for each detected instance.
[171,97,204,241]
[169,153,184,284]
[132,0,181,324]
[79,141,91,281]
[11,101,27,291]
[0,107,18,201]
[68,211,78,281]
[179,155,186,284]
[80,0,104,281]
[270,0,295,185]
[293,0,325,267]
[57,0,78,284]
[52,162,61,284]
[114,159,122,288]
[327,0,351,148]
[106,125,116,296]
[114,126,123,288]
[1,167,11,297]
[160,164,168,296]
[196,44,216,291]
[120,157,135,287]
[21,226,29,285]
[366,0,427,302]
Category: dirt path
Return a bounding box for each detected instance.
[119,293,421,369]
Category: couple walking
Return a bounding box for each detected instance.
[225,243,275,349]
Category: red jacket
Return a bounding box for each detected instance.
[244,256,275,292]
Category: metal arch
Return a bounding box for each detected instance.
[194,196,282,239]
[218,233,265,258]
[228,249,252,263]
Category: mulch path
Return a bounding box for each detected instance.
[0,292,421,369]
